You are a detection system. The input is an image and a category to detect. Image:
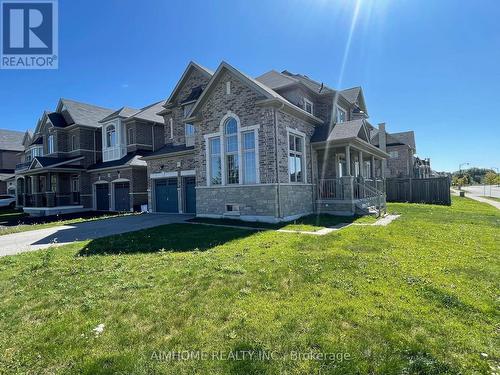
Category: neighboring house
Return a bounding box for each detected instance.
[142,61,389,222]
[371,124,431,178]
[15,99,114,216]
[87,102,167,212]
[0,129,24,195]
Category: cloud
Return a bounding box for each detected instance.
[121,83,129,89]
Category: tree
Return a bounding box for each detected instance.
[485,171,498,185]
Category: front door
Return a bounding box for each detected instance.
[184,177,196,213]
[96,184,109,211]
[155,178,178,213]
[114,182,130,211]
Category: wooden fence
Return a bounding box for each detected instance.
[385,177,451,205]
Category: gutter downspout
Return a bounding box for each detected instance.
[274,103,284,220]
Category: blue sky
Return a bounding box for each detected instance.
[0,0,498,172]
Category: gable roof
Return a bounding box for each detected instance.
[255,70,300,90]
[162,61,214,107]
[29,156,84,170]
[56,98,114,128]
[311,119,369,143]
[187,61,324,124]
[125,101,164,124]
[281,70,336,95]
[0,129,25,151]
[99,107,138,123]
[340,86,368,115]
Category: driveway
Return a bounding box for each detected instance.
[0,213,192,257]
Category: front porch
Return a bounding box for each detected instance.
[313,141,388,216]
[16,172,88,217]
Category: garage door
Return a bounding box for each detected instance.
[114,182,130,212]
[155,178,178,213]
[95,184,109,211]
[184,177,196,213]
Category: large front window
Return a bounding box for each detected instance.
[225,118,239,184]
[106,125,116,147]
[209,137,221,185]
[242,131,256,184]
[288,133,304,182]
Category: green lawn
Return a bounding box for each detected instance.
[481,196,500,203]
[189,213,377,232]
[0,211,128,236]
[0,197,498,374]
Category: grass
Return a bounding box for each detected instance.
[0,210,129,236]
[189,213,377,232]
[0,197,498,374]
[481,196,500,203]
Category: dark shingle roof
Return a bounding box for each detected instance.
[87,152,149,170]
[311,119,365,143]
[0,129,25,151]
[126,101,164,123]
[340,87,361,104]
[99,107,138,123]
[47,112,71,127]
[34,156,83,168]
[144,144,194,158]
[59,98,114,128]
[30,136,43,146]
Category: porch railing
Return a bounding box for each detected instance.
[318,178,344,200]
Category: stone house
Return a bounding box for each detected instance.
[142,61,389,222]
[371,124,431,178]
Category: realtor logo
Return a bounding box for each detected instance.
[1,0,58,69]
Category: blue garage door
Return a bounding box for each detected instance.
[155,178,178,213]
[184,177,196,213]
[96,184,109,211]
[114,182,130,212]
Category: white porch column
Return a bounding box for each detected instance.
[345,145,351,176]
[358,150,364,178]
[371,156,376,179]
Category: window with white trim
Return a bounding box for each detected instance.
[169,118,173,139]
[71,135,76,151]
[185,123,195,147]
[288,133,304,183]
[304,98,314,115]
[336,106,347,123]
[47,135,55,154]
[242,131,256,184]
[106,125,116,147]
[224,118,239,184]
[50,174,57,192]
[209,137,222,185]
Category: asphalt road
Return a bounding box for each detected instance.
[0,213,192,257]
[462,185,500,199]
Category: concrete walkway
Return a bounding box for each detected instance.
[452,188,500,210]
[0,213,192,257]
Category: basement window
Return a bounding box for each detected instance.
[226,204,240,213]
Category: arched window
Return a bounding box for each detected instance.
[106,125,116,147]
[224,117,239,184]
